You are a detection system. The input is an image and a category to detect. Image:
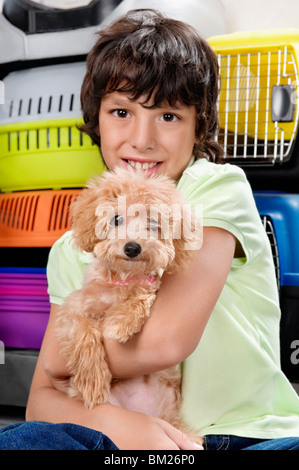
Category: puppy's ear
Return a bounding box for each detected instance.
[70,180,102,253]
[170,205,202,270]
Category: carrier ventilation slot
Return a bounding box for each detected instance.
[6,125,91,153]
[261,215,280,289]
[48,193,77,232]
[8,93,80,119]
[0,194,39,232]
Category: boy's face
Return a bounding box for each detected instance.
[98,91,197,180]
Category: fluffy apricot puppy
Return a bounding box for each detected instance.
[55,167,202,441]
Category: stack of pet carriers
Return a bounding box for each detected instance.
[209,29,299,383]
[0,0,226,419]
[0,0,114,409]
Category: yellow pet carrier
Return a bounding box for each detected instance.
[0,62,105,193]
[208,29,299,191]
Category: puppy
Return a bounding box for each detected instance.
[56,167,202,440]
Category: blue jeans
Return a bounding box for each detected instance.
[0,421,118,450]
[204,434,299,450]
[1,422,299,450]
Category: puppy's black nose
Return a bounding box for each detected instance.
[124,242,142,258]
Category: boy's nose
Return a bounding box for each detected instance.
[130,117,155,152]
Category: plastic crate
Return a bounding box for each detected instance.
[0,0,122,66]
[0,62,105,192]
[0,189,81,247]
[254,191,299,381]
[2,0,119,35]
[0,267,46,274]
[0,270,50,349]
[209,29,299,191]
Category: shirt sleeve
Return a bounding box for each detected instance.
[46,231,93,305]
[177,160,267,266]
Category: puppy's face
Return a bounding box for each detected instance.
[71,168,202,276]
[93,195,178,275]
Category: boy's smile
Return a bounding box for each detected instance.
[123,157,163,176]
[98,91,197,180]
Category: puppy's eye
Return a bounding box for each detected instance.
[111,215,124,226]
[149,219,159,231]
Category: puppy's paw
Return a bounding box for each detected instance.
[102,317,132,343]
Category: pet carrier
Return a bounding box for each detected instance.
[0,349,38,409]
[0,267,46,274]
[0,189,81,247]
[0,62,105,192]
[0,269,50,349]
[0,0,226,66]
[208,29,299,192]
[0,268,46,407]
[254,191,299,382]
[0,0,122,65]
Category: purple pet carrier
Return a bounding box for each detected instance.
[0,269,50,349]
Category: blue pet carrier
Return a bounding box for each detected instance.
[254,191,299,382]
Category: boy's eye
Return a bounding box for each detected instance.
[112,109,130,118]
[111,215,124,226]
[161,113,178,122]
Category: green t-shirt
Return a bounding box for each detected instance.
[47,158,299,439]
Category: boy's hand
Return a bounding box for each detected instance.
[89,404,203,450]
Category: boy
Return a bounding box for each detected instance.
[22,9,299,450]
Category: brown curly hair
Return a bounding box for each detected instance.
[79,9,223,162]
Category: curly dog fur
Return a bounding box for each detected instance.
[56,167,202,442]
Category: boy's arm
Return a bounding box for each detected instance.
[104,226,236,377]
[42,226,235,381]
[26,305,201,450]
[27,226,234,448]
